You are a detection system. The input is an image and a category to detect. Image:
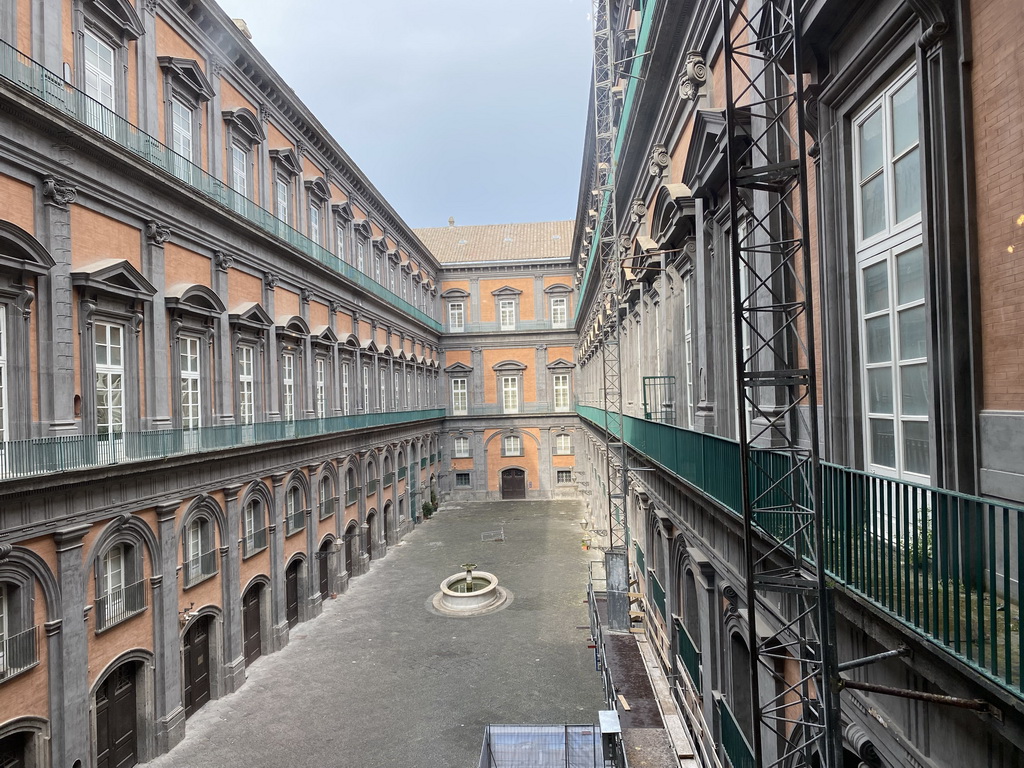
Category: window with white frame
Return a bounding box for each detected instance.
[401,274,408,301]
[448,302,465,332]
[451,378,468,415]
[854,66,927,480]
[553,373,571,411]
[394,373,401,411]
[242,498,266,557]
[102,544,125,613]
[319,475,335,519]
[453,436,470,457]
[97,542,144,629]
[375,254,382,283]
[501,376,519,414]
[362,364,370,412]
[406,373,411,410]
[170,97,193,181]
[336,224,346,261]
[286,484,304,534]
[499,300,516,331]
[276,178,290,223]
[379,367,388,412]
[180,336,202,430]
[84,31,116,110]
[0,311,7,443]
[682,272,695,428]
[238,345,255,426]
[231,144,249,196]
[554,433,572,455]
[184,517,215,586]
[95,322,124,436]
[556,470,573,485]
[315,357,327,418]
[282,352,295,422]
[342,362,351,415]
[357,241,365,272]
[309,203,321,244]
[503,435,522,456]
[551,296,568,328]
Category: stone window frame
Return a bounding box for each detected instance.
[317,465,339,520]
[501,432,523,457]
[167,284,225,432]
[229,302,272,426]
[353,219,373,274]
[491,286,522,331]
[546,358,576,413]
[555,469,574,485]
[179,497,223,590]
[284,472,309,537]
[311,326,337,419]
[91,524,148,634]
[493,360,525,415]
[442,287,469,332]
[269,149,302,227]
[371,236,389,285]
[455,472,471,488]
[387,248,401,294]
[240,483,272,559]
[222,108,265,199]
[74,0,144,118]
[305,177,331,247]
[452,435,471,458]
[158,57,214,179]
[276,316,310,421]
[544,283,572,328]
[0,562,38,682]
[333,202,354,263]
[73,260,155,437]
[553,432,573,456]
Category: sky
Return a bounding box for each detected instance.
[214,0,595,230]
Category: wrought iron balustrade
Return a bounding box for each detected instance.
[183,550,218,587]
[95,579,148,631]
[0,625,38,681]
[243,527,269,558]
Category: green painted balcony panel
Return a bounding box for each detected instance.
[718,697,756,768]
[673,616,702,695]
[0,39,441,332]
[649,571,666,620]
[383,472,394,488]
[634,541,646,575]
[578,405,1024,699]
[0,409,443,482]
[420,457,428,469]
[398,466,407,480]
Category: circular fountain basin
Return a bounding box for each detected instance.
[429,571,512,617]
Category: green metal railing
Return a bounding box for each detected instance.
[672,616,702,695]
[0,409,443,482]
[634,541,646,574]
[0,39,442,332]
[398,466,407,481]
[718,697,755,768]
[578,405,1024,699]
[649,571,666,620]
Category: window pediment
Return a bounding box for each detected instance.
[493,360,527,372]
[372,236,389,254]
[311,325,338,345]
[222,108,265,146]
[269,148,301,177]
[305,176,330,202]
[332,201,354,222]
[0,221,55,275]
[651,182,696,249]
[341,333,360,348]
[442,288,469,300]
[87,0,144,40]
[72,259,156,301]
[158,57,214,102]
[445,362,473,374]
[229,301,273,329]
[353,218,372,238]
[490,285,523,297]
[360,338,379,353]
[387,248,402,265]
[165,283,225,317]
[276,315,310,337]
[681,109,750,198]
[543,282,572,295]
[546,358,576,371]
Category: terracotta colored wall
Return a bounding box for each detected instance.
[0,174,35,234]
[70,206,141,270]
[309,300,329,329]
[228,268,263,308]
[275,288,300,320]
[484,427,541,491]
[479,277,536,321]
[165,243,211,288]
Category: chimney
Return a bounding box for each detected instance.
[448,216,456,227]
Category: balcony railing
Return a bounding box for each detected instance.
[633,541,646,575]
[429,453,436,465]
[718,697,755,768]
[0,39,441,332]
[183,549,218,588]
[319,496,337,519]
[346,487,360,506]
[420,457,427,469]
[398,466,407,481]
[672,616,702,695]
[366,479,378,496]
[0,408,444,482]
[0,625,38,681]
[243,526,269,558]
[95,579,148,631]
[649,570,666,620]
[448,319,569,334]
[455,403,563,417]
[578,404,1024,701]
[383,472,394,488]
[286,508,307,535]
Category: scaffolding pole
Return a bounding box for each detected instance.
[719,0,841,766]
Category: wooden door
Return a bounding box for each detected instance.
[242,586,262,667]
[501,468,526,499]
[285,562,300,627]
[365,514,375,561]
[344,530,355,576]
[182,617,211,718]
[96,663,137,768]
[318,546,330,599]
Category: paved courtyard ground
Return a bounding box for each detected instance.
[146,499,606,768]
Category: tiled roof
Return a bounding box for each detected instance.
[413,220,573,264]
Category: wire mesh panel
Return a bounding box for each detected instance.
[478,725,602,768]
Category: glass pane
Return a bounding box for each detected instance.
[902,420,930,475]
[858,109,884,179]
[865,316,892,363]
[891,77,919,155]
[896,247,924,304]
[862,262,889,314]
[860,174,886,239]
[867,367,893,414]
[869,418,897,469]
[898,305,927,360]
[900,363,929,416]
[894,148,921,222]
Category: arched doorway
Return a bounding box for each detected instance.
[365,512,377,560]
[344,523,357,577]
[317,540,332,600]
[382,503,392,547]
[500,468,526,499]
[242,583,264,667]
[182,615,212,718]
[0,731,29,768]
[285,559,302,628]
[95,660,141,768]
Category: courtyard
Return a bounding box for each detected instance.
[145,500,606,768]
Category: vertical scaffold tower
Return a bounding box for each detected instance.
[591,0,630,618]
[719,0,841,766]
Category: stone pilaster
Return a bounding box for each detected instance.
[221,484,245,692]
[269,473,288,650]
[213,251,235,424]
[143,220,172,429]
[53,523,92,768]
[153,502,185,753]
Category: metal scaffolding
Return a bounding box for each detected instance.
[719,0,842,766]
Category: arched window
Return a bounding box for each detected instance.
[285,484,305,535]
[95,541,146,631]
[0,578,35,680]
[319,474,335,519]
[345,466,359,506]
[182,515,217,587]
[242,496,267,558]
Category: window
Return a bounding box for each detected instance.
[406,373,411,410]
[374,254,382,283]
[276,179,290,223]
[315,358,327,418]
[501,376,519,414]
[342,363,351,415]
[448,302,465,332]
[309,203,321,244]
[455,472,471,488]
[95,322,124,436]
[183,517,216,587]
[554,433,572,455]
[556,470,573,485]
[97,542,145,630]
[180,336,201,430]
[319,476,335,519]
[84,31,116,110]
[682,273,694,429]
[854,66,927,480]
[401,274,408,301]
[499,300,516,331]
[394,371,401,411]
[357,241,365,273]
[282,352,295,422]
[242,498,267,557]
[0,311,6,443]
[379,367,388,412]
[0,583,7,674]
[451,378,468,415]
[453,436,470,457]
[170,97,193,181]
[551,296,568,328]
[503,435,522,456]
[286,485,305,534]
[553,373,570,411]
[229,146,249,199]
[336,224,346,261]
[238,345,255,426]
[363,365,371,412]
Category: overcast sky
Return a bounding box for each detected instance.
[215,0,594,229]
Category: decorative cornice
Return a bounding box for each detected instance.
[677,51,707,100]
[42,175,77,209]
[214,250,234,272]
[629,199,647,223]
[300,288,312,305]
[648,144,669,177]
[145,220,171,245]
[263,272,279,289]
